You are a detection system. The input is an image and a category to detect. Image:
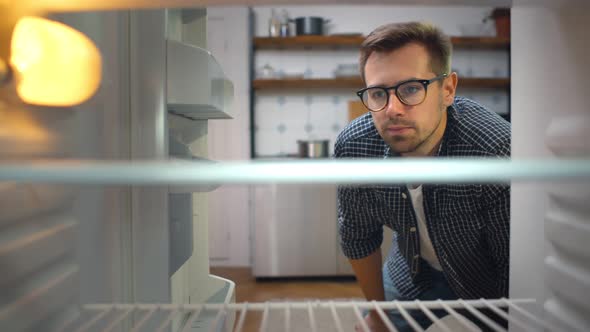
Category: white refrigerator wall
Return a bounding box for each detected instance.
[55,11,134,306]
[54,9,171,305]
[0,11,139,331]
[511,4,590,329]
[51,8,171,305]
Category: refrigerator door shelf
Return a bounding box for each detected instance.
[189,275,236,332]
[168,125,221,193]
[167,39,234,120]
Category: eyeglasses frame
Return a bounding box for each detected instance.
[356,73,448,112]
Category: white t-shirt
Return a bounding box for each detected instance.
[407,184,443,271]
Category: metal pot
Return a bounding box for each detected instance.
[292,17,330,36]
[297,139,330,158]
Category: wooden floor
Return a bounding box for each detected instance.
[210,267,364,332]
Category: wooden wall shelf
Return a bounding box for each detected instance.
[451,36,510,49]
[254,35,364,49]
[254,36,510,50]
[252,77,510,90]
[253,77,360,89]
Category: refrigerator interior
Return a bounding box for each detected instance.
[0,1,589,332]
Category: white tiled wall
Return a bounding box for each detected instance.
[256,49,360,79]
[252,5,510,157]
[255,90,354,156]
[452,49,510,78]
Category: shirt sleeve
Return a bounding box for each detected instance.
[482,126,511,297]
[482,183,510,297]
[337,185,384,259]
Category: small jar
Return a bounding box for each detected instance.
[279,9,290,37]
[280,23,290,37]
[269,9,281,37]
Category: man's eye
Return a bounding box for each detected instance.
[370,89,386,99]
[400,84,421,95]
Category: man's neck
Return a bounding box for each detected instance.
[427,139,443,156]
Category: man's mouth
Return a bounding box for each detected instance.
[386,126,413,134]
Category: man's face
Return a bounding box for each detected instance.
[364,43,454,156]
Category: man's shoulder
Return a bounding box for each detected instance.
[334,112,386,158]
[450,97,511,157]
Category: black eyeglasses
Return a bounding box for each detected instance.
[356,73,448,112]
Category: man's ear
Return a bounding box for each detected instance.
[442,72,458,106]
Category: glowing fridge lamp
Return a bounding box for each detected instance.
[10,16,101,107]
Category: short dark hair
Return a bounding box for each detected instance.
[359,22,452,83]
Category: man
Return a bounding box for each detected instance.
[335,22,510,331]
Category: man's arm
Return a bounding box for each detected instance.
[349,248,385,302]
[350,249,392,331]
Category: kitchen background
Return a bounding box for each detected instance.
[1,0,589,331]
[206,4,511,274]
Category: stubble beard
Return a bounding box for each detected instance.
[385,100,445,155]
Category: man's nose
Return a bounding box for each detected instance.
[384,90,407,117]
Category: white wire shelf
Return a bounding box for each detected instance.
[59,298,562,332]
[0,158,590,185]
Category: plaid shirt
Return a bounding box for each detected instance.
[335,97,510,299]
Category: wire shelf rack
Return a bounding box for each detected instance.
[60,298,561,332]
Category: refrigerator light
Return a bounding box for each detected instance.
[9,16,101,106]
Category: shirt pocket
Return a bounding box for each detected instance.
[435,184,484,219]
[369,185,400,206]
[433,186,486,253]
[367,186,405,230]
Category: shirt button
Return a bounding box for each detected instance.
[401,192,407,199]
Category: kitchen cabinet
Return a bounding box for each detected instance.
[252,179,389,277]
[253,184,354,277]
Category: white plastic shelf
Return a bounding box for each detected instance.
[1,159,590,185]
[58,298,561,332]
